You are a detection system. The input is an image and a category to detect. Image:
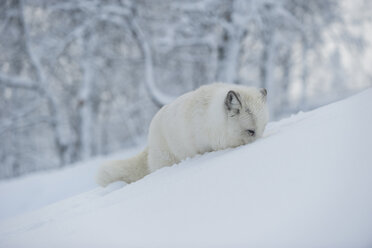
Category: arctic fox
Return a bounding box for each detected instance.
[96,83,269,186]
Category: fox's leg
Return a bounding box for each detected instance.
[148,147,178,172]
[147,131,178,173]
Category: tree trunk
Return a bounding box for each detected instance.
[260,32,277,117]
[280,49,292,112]
[300,40,309,109]
[216,29,243,84]
[79,56,94,160]
[127,13,175,108]
[19,0,70,166]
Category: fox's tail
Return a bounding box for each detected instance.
[96,148,149,187]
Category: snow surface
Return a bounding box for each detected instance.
[0,148,142,221]
[0,89,372,248]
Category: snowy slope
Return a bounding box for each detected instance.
[0,89,372,248]
[0,148,142,221]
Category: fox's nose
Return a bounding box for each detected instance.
[246,129,255,136]
[260,88,267,96]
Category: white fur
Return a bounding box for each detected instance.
[96,83,269,186]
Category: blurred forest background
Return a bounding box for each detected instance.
[0,0,371,179]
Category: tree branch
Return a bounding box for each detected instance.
[0,73,41,92]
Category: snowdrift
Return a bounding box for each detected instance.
[0,89,371,248]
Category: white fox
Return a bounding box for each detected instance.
[96,83,269,186]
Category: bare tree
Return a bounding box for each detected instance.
[0,0,369,178]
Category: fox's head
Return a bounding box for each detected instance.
[225,87,269,145]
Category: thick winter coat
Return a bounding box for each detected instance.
[96,83,269,186]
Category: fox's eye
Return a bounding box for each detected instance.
[246,129,255,136]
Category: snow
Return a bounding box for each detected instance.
[0,148,141,221]
[0,89,372,247]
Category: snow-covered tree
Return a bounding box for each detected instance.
[0,0,370,178]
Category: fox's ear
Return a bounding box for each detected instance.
[260,88,267,97]
[225,90,242,113]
